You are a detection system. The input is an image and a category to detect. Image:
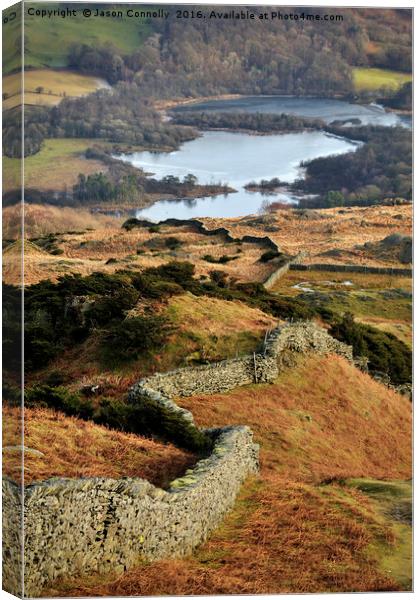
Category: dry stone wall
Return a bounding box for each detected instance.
[2,320,353,597]
[123,217,280,252]
[132,355,279,404]
[264,321,353,362]
[128,322,352,433]
[263,251,307,289]
[2,480,22,597]
[4,426,258,597]
[290,263,412,276]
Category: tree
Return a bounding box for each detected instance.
[323,190,345,207]
[183,173,198,186]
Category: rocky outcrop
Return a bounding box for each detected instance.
[122,217,280,251]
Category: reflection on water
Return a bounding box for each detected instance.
[118,130,359,220]
[173,95,411,128]
[116,96,409,221]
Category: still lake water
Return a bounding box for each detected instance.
[173,95,412,128]
[117,97,409,221]
[119,130,359,220]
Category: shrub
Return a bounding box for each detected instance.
[45,370,68,386]
[25,385,94,419]
[103,315,173,361]
[203,254,238,264]
[84,287,138,326]
[25,385,211,453]
[129,272,184,299]
[329,313,412,385]
[165,236,182,250]
[3,381,21,406]
[149,261,195,286]
[122,218,142,231]
[95,397,211,453]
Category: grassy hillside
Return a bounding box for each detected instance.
[3,405,196,487]
[47,355,412,596]
[165,293,276,364]
[179,355,411,483]
[3,70,109,109]
[3,4,151,74]
[2,220,273,285]
[53,479,410,596]
[24,291,276,391]
[353,67,412,92]
[3,138,109,193]
[3,203,119,239]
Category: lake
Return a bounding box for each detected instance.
[173,95,412,128]
[117,96,407,221]
[118,130,359,220]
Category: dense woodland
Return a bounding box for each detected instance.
[66,8,411,97]
[171,111,324,132]
[380,81,412,110]
[3,84,199,159]
[296,125,412,206]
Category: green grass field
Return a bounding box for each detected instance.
[3,3,152,74]
[353,67,412,92]
[271,270,412,345]
[3,138,110,192]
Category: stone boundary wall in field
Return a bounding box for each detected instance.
[2,480,22,597]
[4,426,259,597]
[263,321,353,363]
[3,321,353,596]
[290,263,412,276]
[131,355,279,408]
[263,251,307,289]
[129,322,352,425]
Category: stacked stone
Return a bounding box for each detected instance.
[128,383,195,424]
[3,319,356,596]
[136,355,278,400]
[266,321,353,362]
[5,426,258,596]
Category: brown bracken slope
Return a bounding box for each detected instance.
[48,355,412,596]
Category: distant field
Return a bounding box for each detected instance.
[3,4,151,74]
[3,69,109,109]
[353,67,412,92]
[271,269,412,345]
[3,138,108,193]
